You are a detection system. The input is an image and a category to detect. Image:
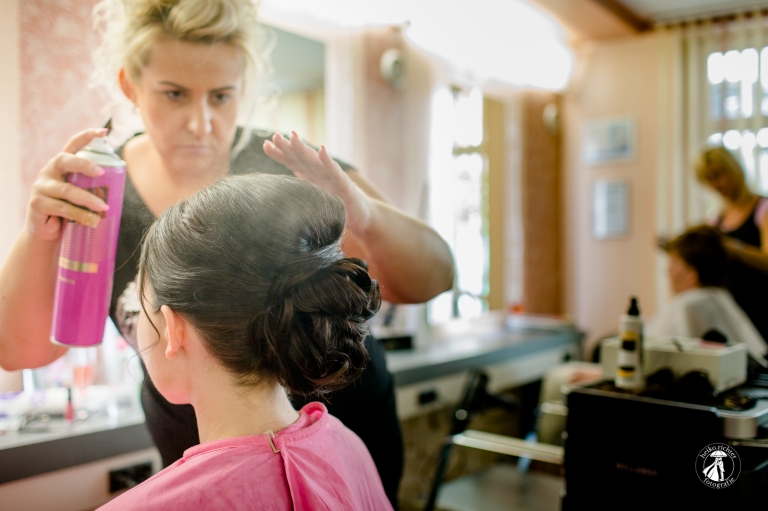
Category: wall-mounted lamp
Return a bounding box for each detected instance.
[380,48,406,90]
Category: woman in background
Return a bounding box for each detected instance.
[100,173,392,511]
[649,225,767,359]
[695,147,768,342]
[0,1,455,507]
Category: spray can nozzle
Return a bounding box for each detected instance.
[87,118,115,155]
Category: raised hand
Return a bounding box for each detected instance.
[263,132,373,234]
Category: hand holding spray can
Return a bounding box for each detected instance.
[51,120,126,347]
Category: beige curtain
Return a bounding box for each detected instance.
[655,12,768,306]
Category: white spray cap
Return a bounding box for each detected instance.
[85,119,114,154]
[87,134,114,155]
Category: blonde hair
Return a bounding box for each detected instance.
[694,146,745,184]
[91,0,276,154]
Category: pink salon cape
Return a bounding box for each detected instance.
[99,402,393,511]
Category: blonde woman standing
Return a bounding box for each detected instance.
[0,1,455,507]
[695,147,768,346]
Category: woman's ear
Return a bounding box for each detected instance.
[119,68,138,105]
[160,305,185,360]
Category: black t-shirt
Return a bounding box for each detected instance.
[109,130,403,507]
[717,197,768,343]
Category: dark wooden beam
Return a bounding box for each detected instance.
[658,9,768,28]
[591,0,652,32]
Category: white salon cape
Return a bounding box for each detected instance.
[647,287,768,359]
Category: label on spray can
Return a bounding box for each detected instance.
[50,138,126,347]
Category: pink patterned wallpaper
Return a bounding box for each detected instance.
[21,0,105,192]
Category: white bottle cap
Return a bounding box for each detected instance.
[87,135,114,155]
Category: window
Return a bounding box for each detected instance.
[707,47,768,192]
[427,86,489,323]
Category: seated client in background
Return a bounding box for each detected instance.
[649,224,767,359]
[99,174,392,511]
[537,225,767,445]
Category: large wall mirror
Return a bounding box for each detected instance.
[252,26,326,146]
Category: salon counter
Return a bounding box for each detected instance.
[0,313,581,509]
[0,406,154,485]
[388,316,580,386]
[387,313,581,419]
[0,400,161,511]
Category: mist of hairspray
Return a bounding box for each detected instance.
[50,133,126,347]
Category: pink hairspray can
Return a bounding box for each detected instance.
[50,130,126,347]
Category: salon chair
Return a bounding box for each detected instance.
[424,370,564,511]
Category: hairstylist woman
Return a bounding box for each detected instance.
[0,0,454,507]
[695,146,768,345]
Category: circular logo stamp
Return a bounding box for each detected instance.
[695,443,741,489]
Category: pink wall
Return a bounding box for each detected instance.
[0,1,110,393]
[21,0,104,192]
[0,0,23,256]
[0,0,23,392]
[562,34,659,354]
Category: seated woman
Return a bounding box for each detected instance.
[99,174,392,510]
[538,226,767,445]
[649,225,767,360]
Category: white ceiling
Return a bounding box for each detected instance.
[260,0,574,90]
[620,0,768,22]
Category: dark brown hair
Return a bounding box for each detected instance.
[138,174,380,396]
[664,225,728,288]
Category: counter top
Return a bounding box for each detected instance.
[0,314,581,485]
[0,407,153,485]
[387,322,580,386]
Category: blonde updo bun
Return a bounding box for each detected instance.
[91,0,276,151]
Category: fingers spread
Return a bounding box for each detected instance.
[288,132,320,162]
[270,133,294,158]
[268,133,345,187]
[262,140,292,168]
[318,146,342,173]
[269,132,317,176]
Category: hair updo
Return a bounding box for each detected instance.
[138,174,381,396]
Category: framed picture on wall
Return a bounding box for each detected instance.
[593,179,629,240]
[583,117,636,165]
